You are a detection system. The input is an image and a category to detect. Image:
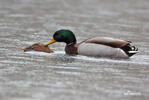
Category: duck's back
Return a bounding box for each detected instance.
[85,37,129,48]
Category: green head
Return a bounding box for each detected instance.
[54,29,76,44]
[45,29,76,46]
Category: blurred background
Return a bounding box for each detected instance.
[0,0,149,100]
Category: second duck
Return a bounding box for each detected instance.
[45,29,138,58]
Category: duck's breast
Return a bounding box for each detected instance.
[78,43,128,58]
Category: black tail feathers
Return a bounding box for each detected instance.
[121,43,138,57]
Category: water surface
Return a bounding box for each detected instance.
[0,0,149,100]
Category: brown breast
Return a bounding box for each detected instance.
[65,43,78,55]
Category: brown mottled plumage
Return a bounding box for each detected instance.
[22,42,53,53]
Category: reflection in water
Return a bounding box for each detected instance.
[52,53,76,64]
[0,0,149,100]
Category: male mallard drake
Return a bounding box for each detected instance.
[45,29,138,58]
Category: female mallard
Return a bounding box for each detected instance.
[45,29,138,58]
[22,42,53,53]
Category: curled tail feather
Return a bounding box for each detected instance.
[121,43,138,57]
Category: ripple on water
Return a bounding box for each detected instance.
[0,0,149,99]
[24,50,149,65]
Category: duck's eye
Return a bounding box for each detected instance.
[57,35,65,41]
[60,35,64,39]
[54,34,64,41]
[56,34,64,39]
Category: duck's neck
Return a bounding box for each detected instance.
[65,42,78,55]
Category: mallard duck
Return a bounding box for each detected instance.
[22,42,53,53]
[45,29,138,58]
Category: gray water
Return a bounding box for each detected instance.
[0,0,149,100]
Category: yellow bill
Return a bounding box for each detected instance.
[45,37,56,46]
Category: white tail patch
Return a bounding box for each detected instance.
[128,51,139,53]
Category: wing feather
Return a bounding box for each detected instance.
[84,37,129,48]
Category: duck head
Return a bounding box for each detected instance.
[45,29,77,46]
